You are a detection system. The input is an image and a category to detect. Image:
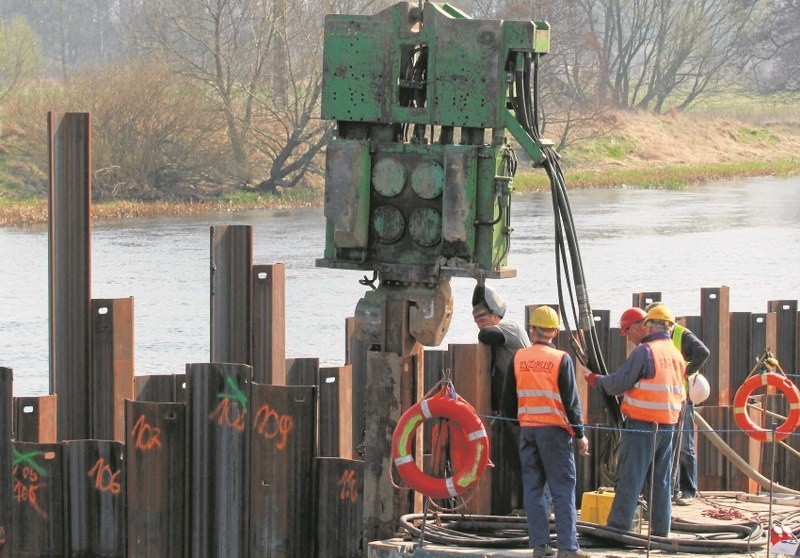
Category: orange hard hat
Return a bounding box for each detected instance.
[619,307,647,335]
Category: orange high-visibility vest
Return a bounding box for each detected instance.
[514,344,574,434]
[621,338,686,424]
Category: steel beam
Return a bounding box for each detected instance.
[0,368,11,556]
[249,383,316,557]
[315,458,363,558]
[11,442,65,557]
[346,317,369,459]
[768,300,797,376]
[48,112,92,442]
[285,357,320,387]
[252,263,286,384]
[91,298,134,441]
[13,395,57,443]
[363,352,417,543]
[186,362,251,558]
[701,286,730,406]
[448,342,494,514]
[319,365,353,458]
[65,440,126,557]
[125,400,185,557]
[751,312,777,364]
[632,291,661,309]
[134,374,178,403]
[210,225,253,366]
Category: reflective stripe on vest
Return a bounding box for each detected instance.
[621,338,686,424]
[514,344,574,434]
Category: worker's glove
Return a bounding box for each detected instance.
[584,372,599,387]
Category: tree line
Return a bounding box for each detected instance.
[0,0,796,201]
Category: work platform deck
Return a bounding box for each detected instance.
[369,492,792,557]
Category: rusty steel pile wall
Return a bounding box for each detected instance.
[4,275,800,556]
[4,365,362,557]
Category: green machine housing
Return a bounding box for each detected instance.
[316,2,551,283]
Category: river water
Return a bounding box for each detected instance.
[1,176,799,395]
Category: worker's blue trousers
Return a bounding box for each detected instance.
[519,425,578,550]
[676,401,697,498]
[607,418,674,537]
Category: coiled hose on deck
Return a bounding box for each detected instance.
[399,513,767,554]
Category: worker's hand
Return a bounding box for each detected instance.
[584,371,599,388]
[576,435,589,456]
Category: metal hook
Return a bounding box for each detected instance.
[358,271,378,291]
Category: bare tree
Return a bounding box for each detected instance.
[640,0,761,112]
[460,0,505,17]
[742,0,800,93]
[573,0,761,113]
[249,0,392,193]
[135,0,277,181]
[248,1,329,193]
[132,0,391,194]
[458,0,616,152]
[270,0,288,108]
[81,60,228,201]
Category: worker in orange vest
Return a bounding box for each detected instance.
[503,305,590,558]
[584,304,686,537]
[644,302,710,506]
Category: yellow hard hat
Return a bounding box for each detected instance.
[645,304,675,325]
[530,305,559,329]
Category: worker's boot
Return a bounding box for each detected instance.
[557,549,592,558]
[531,544,555,557]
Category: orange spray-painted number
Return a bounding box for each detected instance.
[337,469,359,503]
[88,458,121,495]
[13,465,47,519]
[131,414,163,451]
[209,397,247,432]
[253,404,294,450]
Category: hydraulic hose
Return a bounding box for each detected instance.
[398,513,768,553]
[694,410,800,496]
[508,53,622,429]
[507,51,623,485]
[580,520,766,554]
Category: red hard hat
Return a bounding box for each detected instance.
[619,307,647,335]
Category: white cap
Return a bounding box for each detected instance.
[472,285,507,318]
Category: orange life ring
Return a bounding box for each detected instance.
[391,392,489,499]
[733,372,800,442]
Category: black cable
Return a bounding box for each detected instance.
[398,513,768,553]
[580,520,766,553]
[506,52,624,483]
[529,56,620,422]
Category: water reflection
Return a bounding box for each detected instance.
[1,176,798,395]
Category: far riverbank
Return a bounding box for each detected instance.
[2,109,799,227]
[2,160,799,228]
